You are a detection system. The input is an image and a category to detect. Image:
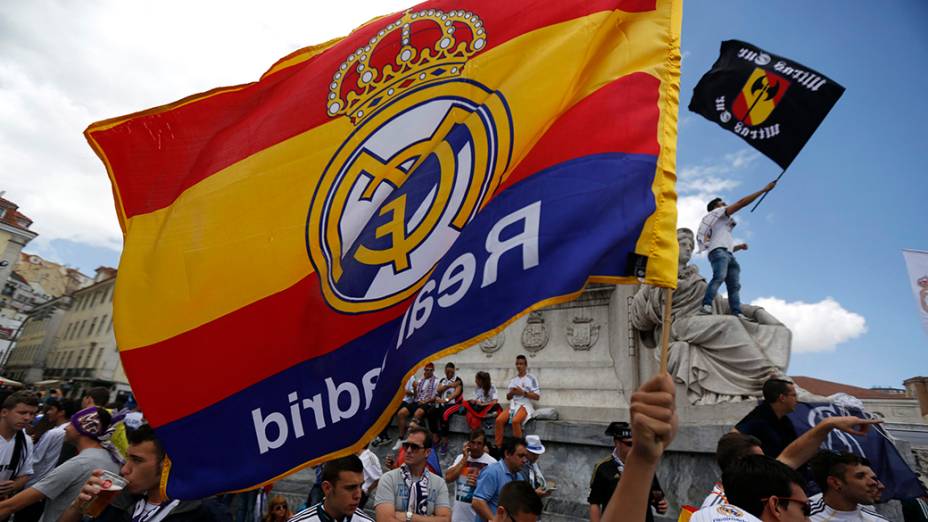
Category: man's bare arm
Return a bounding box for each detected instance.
[726,181,777,215]
[778,416,882,469]
[0,487,45,518]
[589,504,602,522]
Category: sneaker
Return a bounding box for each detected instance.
[735,312,753,321]
[698,304,712,315]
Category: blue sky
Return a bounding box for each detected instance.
[1,1,925,388]
[678,1,928,387]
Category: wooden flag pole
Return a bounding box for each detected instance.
[750,167,788,213]
[659,287,673,373]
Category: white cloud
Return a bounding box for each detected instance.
[676,149,761,232]
[751,297,867,353]
[0,0,412,256]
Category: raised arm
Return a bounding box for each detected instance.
[600,374,677,522]
[726,181,777,215]
[777,416,882,469]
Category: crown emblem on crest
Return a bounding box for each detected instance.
[918,276,928,288]
[326,9,487,124]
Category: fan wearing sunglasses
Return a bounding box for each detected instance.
[374,426,450,522]
[690,455,810,522]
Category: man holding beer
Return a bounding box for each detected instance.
[61,422,230,522]
[0,406,121,522]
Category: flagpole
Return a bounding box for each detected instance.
[749,166,787,213]
[659,287,673,374]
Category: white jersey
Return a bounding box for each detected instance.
[701,482,727,509]
[808,492,888,521]
[289,503,374,522]
[506,374,540,419]
[689,504,761,522]
[697,207,735,253]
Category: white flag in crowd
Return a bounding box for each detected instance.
[903,249,928,336]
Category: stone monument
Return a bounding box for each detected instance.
[631,228,791,405]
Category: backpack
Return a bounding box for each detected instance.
[3,430,27,478]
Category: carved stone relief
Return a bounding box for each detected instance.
[566,316,600,351]
[521,311,548,356]
[480,332,505,357]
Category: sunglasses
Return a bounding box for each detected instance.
[272,505,287,511]
[403,442,425,451]
[765,497,811,516]
[614,438,633,446]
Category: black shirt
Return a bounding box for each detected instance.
[588,454,662,522]
[735,402,798,458]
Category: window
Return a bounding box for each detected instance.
[77,320,87,338]
[64,323,73,338]
[97,315,108,335]
[94,347,103,369]
[88,318,98,337]
[106,317,113,333]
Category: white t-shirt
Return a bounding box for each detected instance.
[27,424,67,487]
[808,492,888,521]
[473,386,497,404]
[0,429,35,481]
[403,376,417,402]
[450,452,497,522]
[359,449,383,495]
[506,374,540,419]
[697,207,736,253]
[690,503,761,522]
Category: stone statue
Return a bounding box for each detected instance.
[631,228,791,405]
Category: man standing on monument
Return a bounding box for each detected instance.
[735,379,798,458]
[697,181,776,316]
[588,422,667,522]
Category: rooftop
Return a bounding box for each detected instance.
[792,375,913,401]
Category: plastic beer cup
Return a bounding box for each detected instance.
[84,470,128,517]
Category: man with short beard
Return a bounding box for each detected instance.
[375,425,450,522]
[808,451,888,521]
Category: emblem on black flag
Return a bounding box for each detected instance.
[688,40,844,169]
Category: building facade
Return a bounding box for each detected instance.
[0,196,38,299]
[4,296,72,383]
[14,252,92,298]
[44,268,128,396]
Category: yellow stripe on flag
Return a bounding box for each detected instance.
[115,7,678,350]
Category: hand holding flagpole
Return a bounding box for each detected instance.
[749,173,783,212]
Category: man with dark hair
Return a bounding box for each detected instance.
[0,407,122,522]
[431,363,462,455]
[696,181,776,317]
[471,438,528,522]
[81,388,111,409]
[492,482,541,522]
[807,451,887,521]
[704,416,880,508]
[62,423,231,522]
[495,356,540,448]
[290,455,374,522]
[588,422,667,522]
[691,455,809,522]
[445,430,496,522]
[374,425,450,522]
[735,379,799,458]
[16,398,80,522]
[0,391,38,501]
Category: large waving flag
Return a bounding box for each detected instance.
[86,0,681,498]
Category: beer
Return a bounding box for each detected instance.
[83,470,128,517]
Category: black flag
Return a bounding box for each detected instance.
[689,40,845,169]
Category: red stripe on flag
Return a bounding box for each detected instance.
[89,0,653,220]
[123,276,408,428]
[496,72,661,195]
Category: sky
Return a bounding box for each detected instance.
[1,1,926,388]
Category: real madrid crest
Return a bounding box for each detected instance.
[306,9,513,313]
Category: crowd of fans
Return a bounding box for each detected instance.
[0,365,914,522]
